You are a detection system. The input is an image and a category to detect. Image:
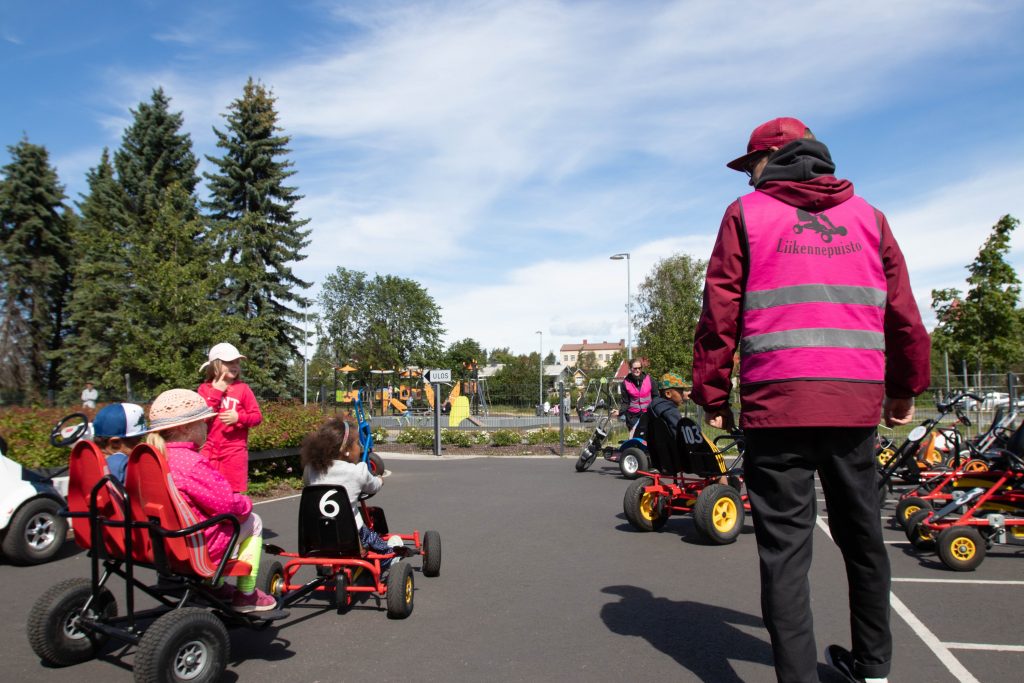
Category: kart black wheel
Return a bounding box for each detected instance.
[386,561,414,619]
[331,572,350,614]
[937,526,986,572]
[134,607,228,683]
[905,509,936,551]
[623,477,668,532]
[619,447,649,479]
[422,530,441,577]
[368,452,385,476]
[895,497,931,530]
[693,484,744,545]
[575,445,597,472]
[3,496,67,565]
[49,413,89,447]
[27,578,116,667]
[261,560,285,597]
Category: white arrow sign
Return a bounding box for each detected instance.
[424,368,452,383]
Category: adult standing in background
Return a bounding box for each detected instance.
[613,359,652,432]
[692,117,930,683]
[80,382,98,410]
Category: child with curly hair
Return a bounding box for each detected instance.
[301,416,410,561]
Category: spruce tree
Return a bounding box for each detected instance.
[120,183,220,394]
[204,78,311,396]
[114,88,200,223]
[0,138,71,402]
[60,150,134,399]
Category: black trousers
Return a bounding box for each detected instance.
[744,427,891,683]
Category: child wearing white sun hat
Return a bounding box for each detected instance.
[197,342,263,493]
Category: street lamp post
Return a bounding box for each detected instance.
[536,330,543,412]
[610,253,631,360]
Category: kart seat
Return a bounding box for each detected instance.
[645,412,681,475]
[66,440,128,558]
[676,417,729,477]
[124,444,250,579]
[298,485,365,558]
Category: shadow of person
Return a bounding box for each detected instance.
[600,585,772,683]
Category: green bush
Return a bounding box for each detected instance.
[491,429,522,447]
[564,429,588,447]
[396,427,435,449]
[441,428,472,447]
[372,426,388,444]
[526,428,560,445]
[471,430,490,445]
[248,402,331,451]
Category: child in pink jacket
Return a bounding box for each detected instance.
[197,342,262,493]
[147,388,276,612]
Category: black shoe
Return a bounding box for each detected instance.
[824,645,888,683]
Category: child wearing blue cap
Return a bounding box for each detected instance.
[91,403,149,482]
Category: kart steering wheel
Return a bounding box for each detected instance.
[50,412,90,447]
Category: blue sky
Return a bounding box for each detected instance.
[3,0,1023,359]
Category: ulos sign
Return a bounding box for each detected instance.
[424,369,452,384]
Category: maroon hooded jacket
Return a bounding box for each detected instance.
[692,139,931,428]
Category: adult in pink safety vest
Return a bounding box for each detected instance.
[613,360,651,431]
[692,118,930,683]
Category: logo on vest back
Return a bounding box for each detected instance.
[776,208,863,258]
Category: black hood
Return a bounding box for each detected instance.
[755,139,836,186]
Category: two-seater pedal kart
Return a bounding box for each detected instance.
[28,441,290,683]
[261,484,441,619]
[623,415,748,544]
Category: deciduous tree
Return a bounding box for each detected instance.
[634,253,706,378]
[932,214,1024,371]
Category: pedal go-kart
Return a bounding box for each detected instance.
[622,415,747,545]
[893,419,1024,530]
[904,447,1024,571]
[28,441,289,682]
[261,484,440,618]
[0,413,89,565]
[574,413,650,479]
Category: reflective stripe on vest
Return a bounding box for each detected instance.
[739,191,886,385]
[623,374,652,412]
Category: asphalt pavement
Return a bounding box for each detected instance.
[4,453,1022,682]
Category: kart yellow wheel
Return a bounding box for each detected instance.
[937,526,986,571]
[386,561,414,619]
[693,484,744,545]
[877,448,896,466]
[623,477,668,532]
[895,496,930,530]
[963,459,989,473]
[261,561,285,597]
[905,509,936,551]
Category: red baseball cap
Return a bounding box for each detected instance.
[726,117,811,172]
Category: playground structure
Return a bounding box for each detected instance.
[331,362,490,419]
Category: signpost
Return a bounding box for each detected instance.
[424,369,451,456]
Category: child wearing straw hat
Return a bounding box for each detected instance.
[147,388,276,612]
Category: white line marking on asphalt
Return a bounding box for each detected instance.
[254,493,301,505]
[814,516,980,683]
[943,642,1024,652]
[892,578,1024,586]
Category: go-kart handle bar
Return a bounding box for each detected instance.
[935,392,982,415]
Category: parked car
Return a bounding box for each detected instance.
[0,435,69,565]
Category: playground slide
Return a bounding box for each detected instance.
[390,397,408,413]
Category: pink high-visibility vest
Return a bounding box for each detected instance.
[623,374,652,413]
[739,191,886,385]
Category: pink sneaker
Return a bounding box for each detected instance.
[232,588,277,613]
